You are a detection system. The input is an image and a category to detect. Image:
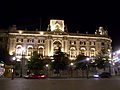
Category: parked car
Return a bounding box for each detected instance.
[99,72,112,78]
[93,73,100,78]
[24,73,46,79]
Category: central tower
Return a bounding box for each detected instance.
[50,19,64,31]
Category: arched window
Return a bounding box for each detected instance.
[27,46,33,56]
[70,47,76,59]
[90,48,96,56]
[16,45,23,56]
[80,47,86,56]
[38,46,44,56]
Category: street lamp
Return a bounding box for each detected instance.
[70,62,74,77]
[45,64,49,77]
[86,57,90,79]
[20,47,26,77]
[11,56,16,80]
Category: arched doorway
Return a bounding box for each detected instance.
[53,41,62,54]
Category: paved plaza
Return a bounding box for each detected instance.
[1,77,120,90]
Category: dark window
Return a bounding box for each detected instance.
[74,41,76,44]
[89,42,91,45]
[84,42,86,45]
[21,39,23,42]
[38,40,40,43]
[32,39,34,43]
[43,40,45,43]
[16,38,19,42]
[101,42,104,46]
[80,41,82,45]
[27,39,29,42]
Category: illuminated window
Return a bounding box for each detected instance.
[38,40,45,44]
[90,48,96,56]
[80,41,82,45]
[80,47,86,56]
[70,41,76,45]
[89,42,95,45]
[27,46,33,56]
[80,41,86,45]
[38,47,44,56]
[16,45,23,56]
[27,39,34,43]
[70,47,76,58]
[16,38,23,43]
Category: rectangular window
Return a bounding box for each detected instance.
[27,39,29,42]
[21,39,23,42]
[16,38,19,42]
[89,42,91,45]
[27,39,34,43]
[16,38,23,42]
[43,40,45,43]
[74,41,76,44]
[84,42,86,45]
[38,40,40,43]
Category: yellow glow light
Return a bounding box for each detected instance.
[39,32,44,35]
[18,31,23,34]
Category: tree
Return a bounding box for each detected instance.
[95,56,109,70]
[28,51,44,74]
[94,47,110,71]
[75,54,88,70]
[0,47,11,64]
[51,48,70,75]
[75,54,90,78]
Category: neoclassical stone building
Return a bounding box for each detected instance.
[1,19,112,61]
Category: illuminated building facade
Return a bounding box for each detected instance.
[0,19,112,61]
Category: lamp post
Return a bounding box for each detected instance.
[20,47,26,77]
[11,57,16,80]
[45,64,49,77]
[70,62,74,77]
[86,58,90,79]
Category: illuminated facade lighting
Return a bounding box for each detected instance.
[0,19,112,61]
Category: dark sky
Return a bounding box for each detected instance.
[1,0,120,51]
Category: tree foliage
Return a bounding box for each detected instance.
[28,51,44,74]
[94,48,110,70]
[94,56,109,69]
[75,54,88,70]
[51,48,70,73]
[0,47,11,64]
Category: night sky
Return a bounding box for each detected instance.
[1,0,120,51]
